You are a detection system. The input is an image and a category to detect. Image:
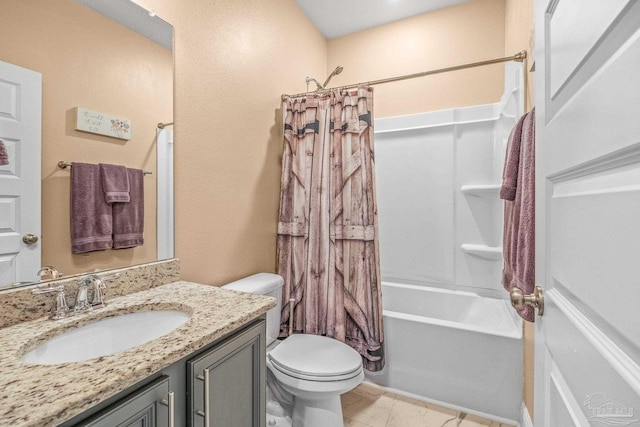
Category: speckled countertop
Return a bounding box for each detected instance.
[0,281,275,427]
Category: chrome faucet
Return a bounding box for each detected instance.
[33,272,121,320]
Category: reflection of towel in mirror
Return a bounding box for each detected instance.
[0,139,8,166]
[100,163,130,203]
[70,163,113,253]
[113,168,144,249]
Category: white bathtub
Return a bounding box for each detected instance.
[365,282,523,423]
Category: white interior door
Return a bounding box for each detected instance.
[534,1,640,426]
[0,61,42,286]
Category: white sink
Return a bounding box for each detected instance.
[22,310,190,365]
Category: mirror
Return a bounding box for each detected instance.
[0,0,173,289]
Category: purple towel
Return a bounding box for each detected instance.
[100,163,130,203]
[70,163,113,253]
[501,109,535,322]
[499,116,525,200]
[0,139,8,166]
[113,168,144,249]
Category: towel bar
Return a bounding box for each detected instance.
[57,161,152,175]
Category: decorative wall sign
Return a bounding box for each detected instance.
[74,107,132,140]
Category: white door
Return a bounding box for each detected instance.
[0,61,41,286]
[534,1,640,426]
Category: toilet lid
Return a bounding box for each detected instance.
[268,334,363,381]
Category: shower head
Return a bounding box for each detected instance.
[306,76,323,91]
[322,66,344,89]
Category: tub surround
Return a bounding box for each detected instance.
[0,280,275,427]
[367,282,523,423]
[0,258,180,328]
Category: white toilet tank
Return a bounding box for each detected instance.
[222,273,284,346]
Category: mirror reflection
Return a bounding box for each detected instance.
[0,0,174,289]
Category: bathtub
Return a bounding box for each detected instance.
[365,282,523,423]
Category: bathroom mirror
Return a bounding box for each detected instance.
[0,0,174,290]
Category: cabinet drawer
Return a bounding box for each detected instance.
[188,320,266,427]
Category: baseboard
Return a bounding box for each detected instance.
[519,402,533,427]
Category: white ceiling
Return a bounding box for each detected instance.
[294,0,470,39]
[74,0,173,50]
[74,0,470,50]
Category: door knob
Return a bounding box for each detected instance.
[510,286,544,316]
[22,234,39,245]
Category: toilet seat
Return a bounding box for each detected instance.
[268,334,363,382]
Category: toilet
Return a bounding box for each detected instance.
[222,273,364,427]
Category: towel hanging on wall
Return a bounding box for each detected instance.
[113,168,144,249]
[69,162,144,253]
[0,139,9,166]
[501,108,536,322]
[70,162,113,254]
[100,163,130,203]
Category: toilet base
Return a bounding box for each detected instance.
[292,395,344,427]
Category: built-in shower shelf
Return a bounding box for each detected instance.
[461,244,503,260]
[460,184,501,197]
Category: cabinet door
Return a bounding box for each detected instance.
[77,376,173,427]
[188,320,266,427]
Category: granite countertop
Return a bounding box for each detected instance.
[0,281,275,427]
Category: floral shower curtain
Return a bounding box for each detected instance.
[277,86,384,371]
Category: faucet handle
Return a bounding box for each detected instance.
[32,286,69,319]
[90,273,119,308]
[91,277,107,308]
[73,277,93,313]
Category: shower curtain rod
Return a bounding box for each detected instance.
[281,50,527,102]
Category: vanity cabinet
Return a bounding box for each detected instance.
[187,319,266,427]
[61,318,265,427]
[76,376,172,427]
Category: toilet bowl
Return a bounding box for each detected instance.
[222,273,364,427]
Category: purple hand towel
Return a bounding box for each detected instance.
[0,139,8,166]
[113,168,144,249]
[100,163,130,203]
[501,109,535,322]
[70,162,113,253]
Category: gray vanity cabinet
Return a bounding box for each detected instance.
[61,318,265,427]
[188,320,266,427]
[77,376,172,427]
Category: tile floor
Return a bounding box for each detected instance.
[341,383,516,427]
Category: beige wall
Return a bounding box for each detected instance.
[328,0,507,118]
[506,0,535,111]
[505,0,535,420]
[143,0,327,285]
[1,0,172,276]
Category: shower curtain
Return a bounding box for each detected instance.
[277,86,384,371]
